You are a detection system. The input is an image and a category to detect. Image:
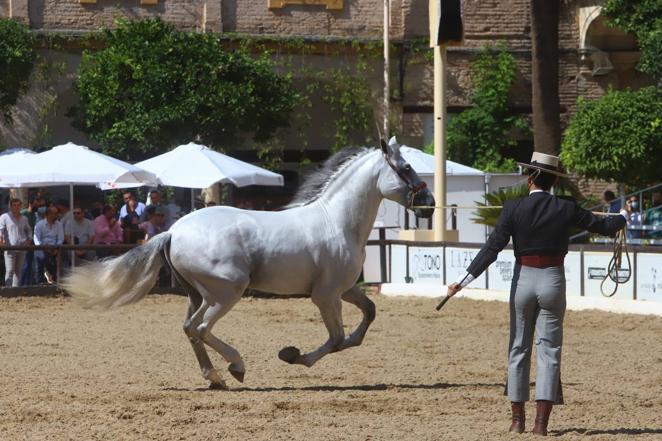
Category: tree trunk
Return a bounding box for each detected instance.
[530,0,560,155]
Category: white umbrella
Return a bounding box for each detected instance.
[0,142,157,268]
[135,142,284,188]
[0,142,157,188]
[133,142,284,210]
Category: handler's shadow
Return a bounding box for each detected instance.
[165,381,504,393]
[551,428,662,437]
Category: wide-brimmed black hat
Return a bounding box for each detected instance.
[517,152,569,177]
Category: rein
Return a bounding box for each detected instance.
[383,153,427,208]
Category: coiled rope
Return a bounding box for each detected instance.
[600,226,631,297]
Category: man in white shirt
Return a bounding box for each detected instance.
[0,198,32,287]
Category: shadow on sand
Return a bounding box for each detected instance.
[163,381,505,393]
[552,427,662,437]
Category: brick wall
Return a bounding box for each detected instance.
[24,0,220,32]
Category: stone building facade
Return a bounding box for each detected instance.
[0,0,650,196]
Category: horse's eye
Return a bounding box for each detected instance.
[404,164,412,171]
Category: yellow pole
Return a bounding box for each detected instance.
[433,44,447,241]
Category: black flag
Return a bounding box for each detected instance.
[430,0,464,47]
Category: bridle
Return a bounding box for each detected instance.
[383,152,427,208]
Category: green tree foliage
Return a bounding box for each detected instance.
[471,184,529,227]
[603,0,662,79]
[560,87,662,186]
[0,19,35,121]
[426,46,529,172]
[71,18,299,160]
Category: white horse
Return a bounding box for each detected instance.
[63,137,435,389]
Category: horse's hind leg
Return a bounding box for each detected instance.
[196,283,246,383]
[183,295,226,389]
[279,290,345,367]
[337,285,376,350]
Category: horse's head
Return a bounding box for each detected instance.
[378,137,435,218]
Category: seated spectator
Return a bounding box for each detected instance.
[625,195,642,239]
[119,191,145,219]
[64,206,96,264]
[34,205,64,284]
[141,190,172,230]
[20,196,43,286]
[122,197,144,244]
[94,204,123,258]
[645,191,662,239]
[139,206,166,242]
[88,201,103,220]
[0,198,32,287]
[603,190,621,213]
[54,199,73,227]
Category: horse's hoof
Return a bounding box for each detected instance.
[208,381,228,390]
[278,346,301,364]
[228,364,245,383]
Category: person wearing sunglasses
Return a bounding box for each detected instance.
[64,206,96,264]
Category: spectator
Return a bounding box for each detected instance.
[139,206,166,241]
[88,201,103,220]
[94,205,123,258]
[20,196,43,286]
[64,206,96,264]
[625,195,642,239]
[119,191,145,219]
[142,190,172,230]
[34,205,64,284]
[121,197,144,244]
[645,191,662,239]
[0,198,32,287]
[54,199,73,227]
[603,190,621,213]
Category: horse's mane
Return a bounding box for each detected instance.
[285,147,374,208]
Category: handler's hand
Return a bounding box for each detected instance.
[446,282,462,297]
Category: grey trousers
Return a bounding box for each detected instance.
[4,251,26,287]
[507,264,565,403]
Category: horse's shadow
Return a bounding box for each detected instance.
[551,428,662,437]
[163,381,504,393]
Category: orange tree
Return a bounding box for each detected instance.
[70,18,299,161]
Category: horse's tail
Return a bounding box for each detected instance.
[61,232,172,310]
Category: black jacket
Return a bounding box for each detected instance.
[466,192,626,278]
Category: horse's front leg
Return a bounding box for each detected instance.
[278,290,345,367]
[336,285,376,351]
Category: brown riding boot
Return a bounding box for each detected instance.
[532,400,554,436]
[509,402,525,434]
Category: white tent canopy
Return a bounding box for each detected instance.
[0,142,156,188]
[400,146,484,176]
[134,142,284,189]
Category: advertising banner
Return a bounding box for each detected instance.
[636,253,662,302]
[408,246,444,284]
[583,252,634,299]
[445,247,486,288]
[487,250,515,292]
[564,252,582,297]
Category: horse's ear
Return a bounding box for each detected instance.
[380,138,389,155]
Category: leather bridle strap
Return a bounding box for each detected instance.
[383,153,427,207]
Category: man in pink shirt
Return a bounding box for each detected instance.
[94,205,123,258]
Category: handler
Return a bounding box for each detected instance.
[446,152,627,436]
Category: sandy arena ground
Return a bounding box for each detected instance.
[1,293,661,441]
